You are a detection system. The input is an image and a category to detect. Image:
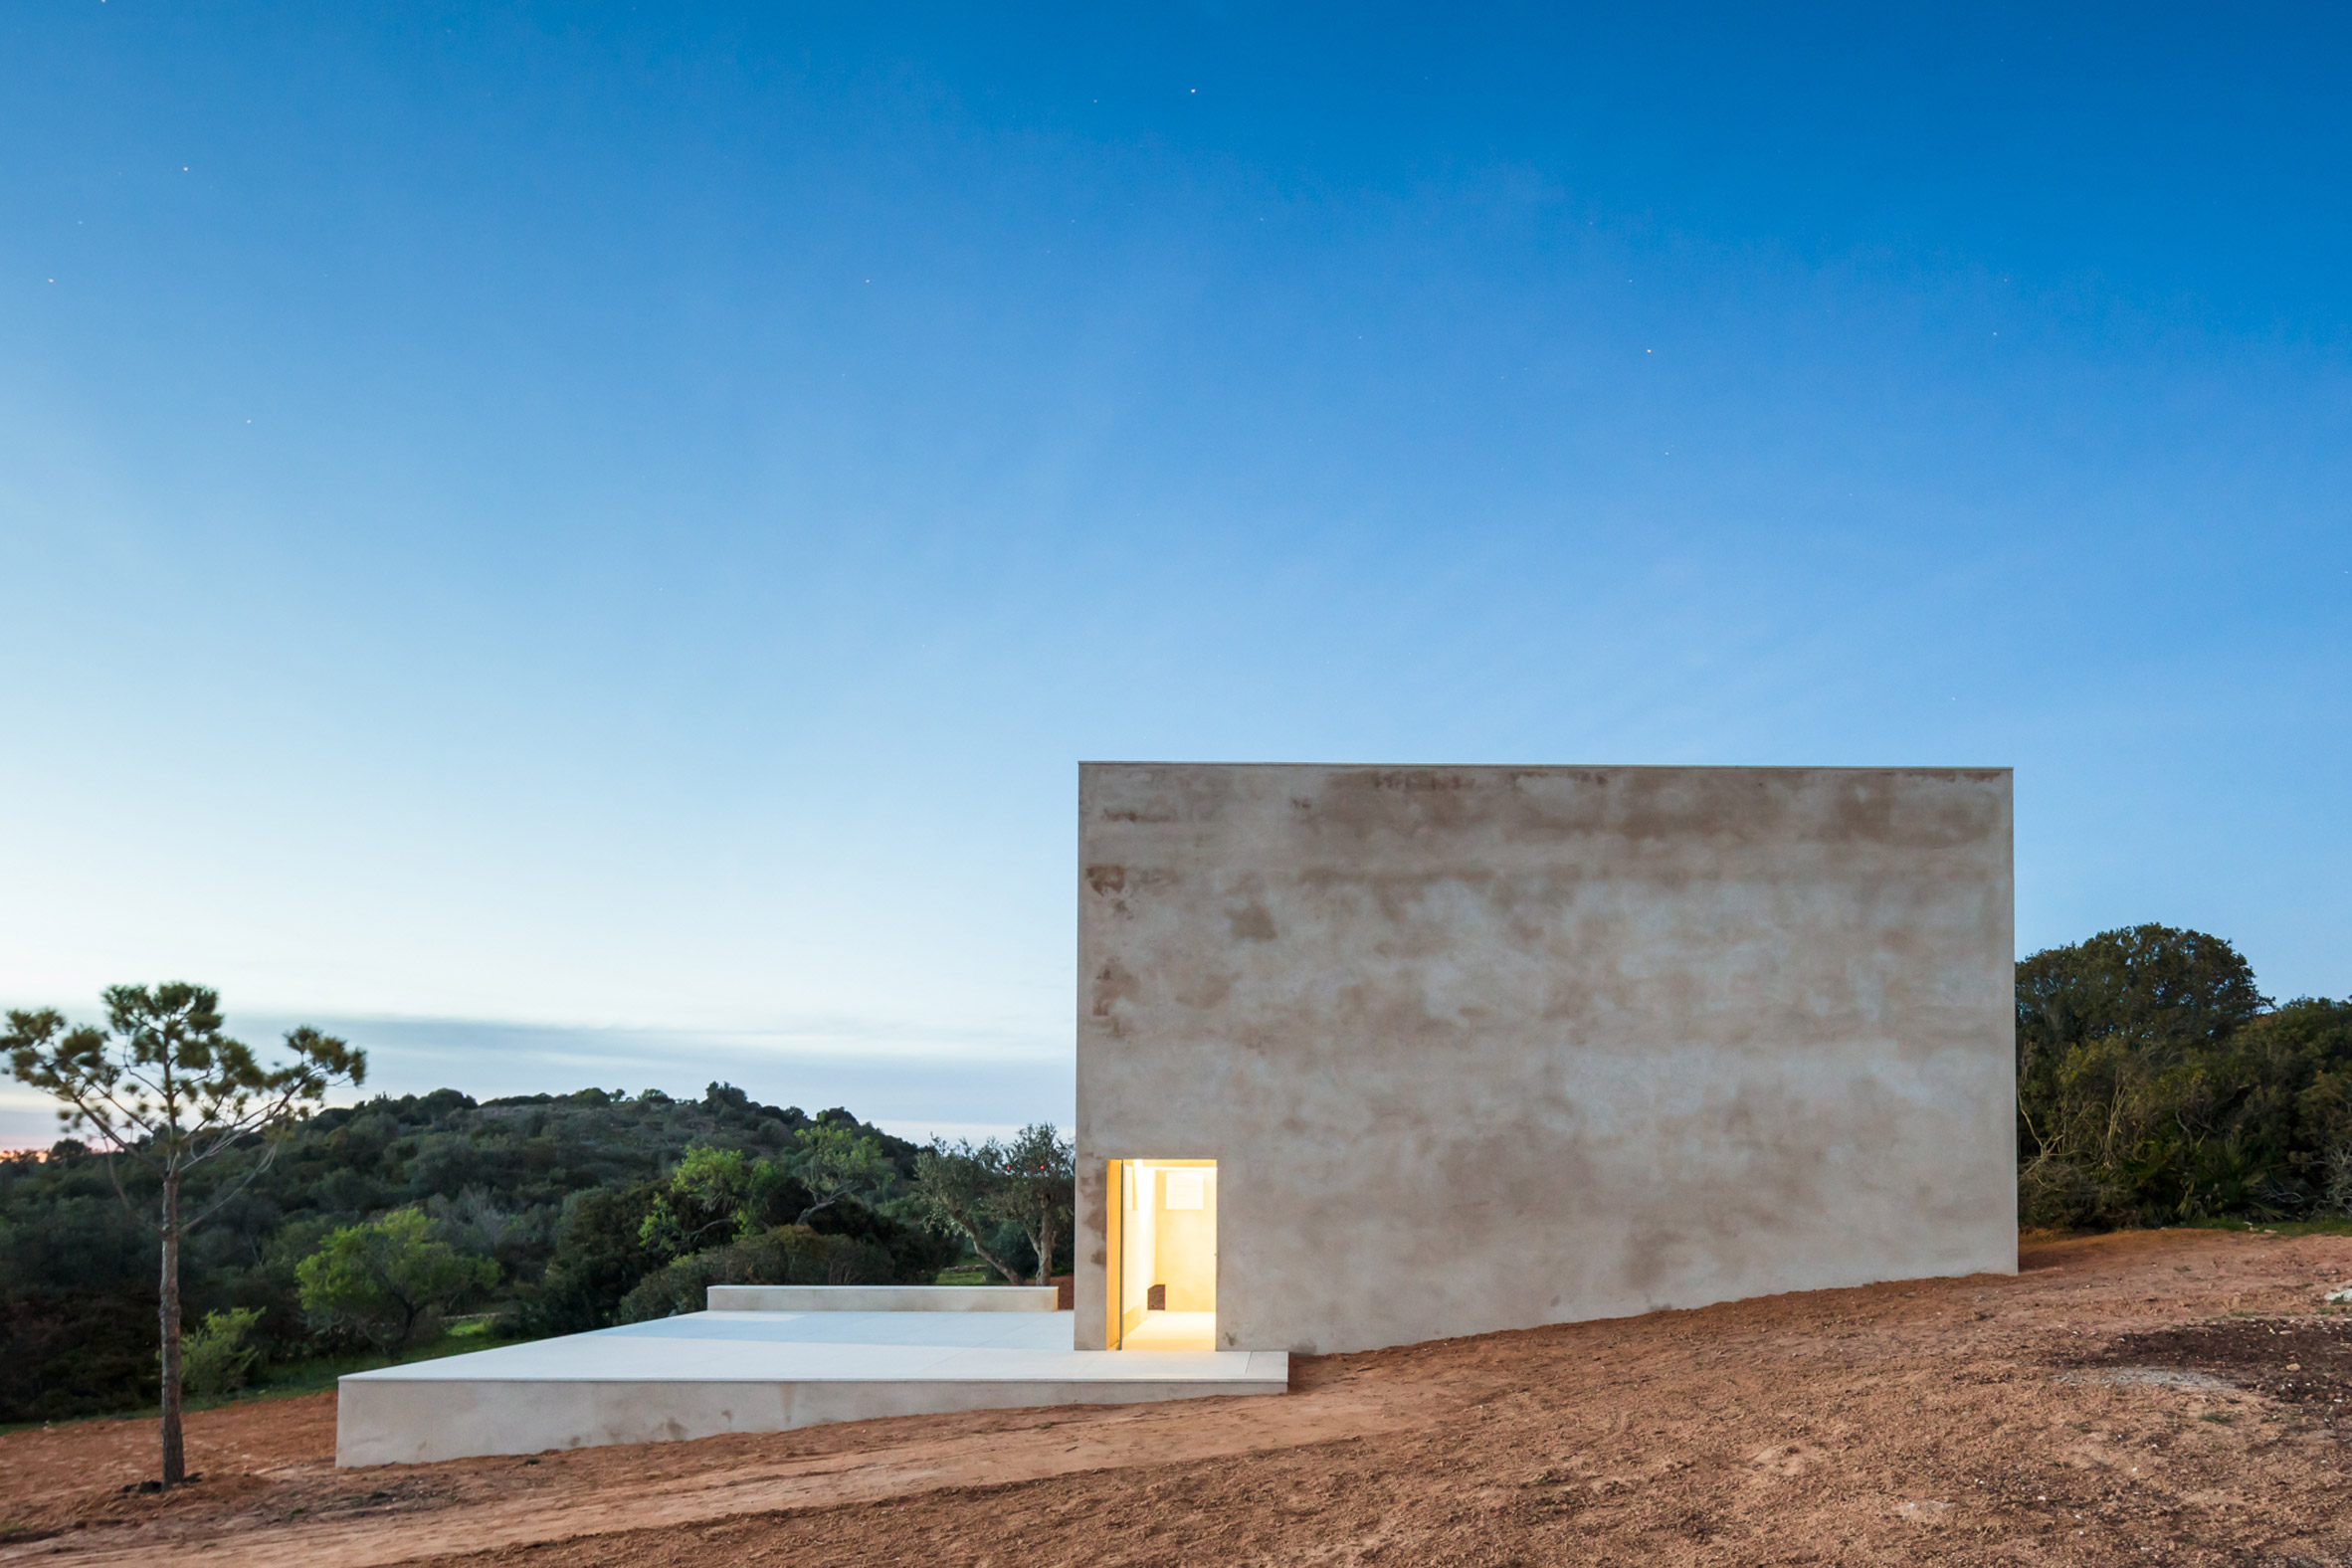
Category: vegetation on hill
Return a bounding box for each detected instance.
[0,1080,1017,1424]
[5,921,2343,1428]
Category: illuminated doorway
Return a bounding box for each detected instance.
[1103,1159,1216,1350]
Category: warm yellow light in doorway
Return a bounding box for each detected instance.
[1104,1158,1216,1350]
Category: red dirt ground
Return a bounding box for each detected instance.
[6,1229,2352,1566]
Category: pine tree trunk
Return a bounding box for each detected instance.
[158,1172,185,1486]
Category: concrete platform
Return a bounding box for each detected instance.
[336,1310,1288,1466]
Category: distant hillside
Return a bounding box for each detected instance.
[0,1082,957,1423]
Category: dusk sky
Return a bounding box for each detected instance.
[3,4,2346,1146]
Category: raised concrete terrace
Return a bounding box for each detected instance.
[336,1302,1287,1466]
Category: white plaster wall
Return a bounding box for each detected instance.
[1073,764,2016,1354]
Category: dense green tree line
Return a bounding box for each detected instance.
[2017,924,2352,1228]
[0,1081,968,1422]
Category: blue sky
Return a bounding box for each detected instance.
[3,3,2347,1145]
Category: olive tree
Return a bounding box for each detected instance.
[2014,924,2271,1226]
[911,1123,1074,1286]
[990,1123,1075,1286]
[296,1208,496,1351]
[3,984,362,1485]
[911,1137,1027,1282]
[789,1123,888,1226]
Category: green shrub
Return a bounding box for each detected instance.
[296,1209,498,1352]
[524,1182,664,1336]
[616,1225,900,1322]
[180,1306,265,1398]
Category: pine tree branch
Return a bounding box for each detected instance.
[182,1140,287,1233]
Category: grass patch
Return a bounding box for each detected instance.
[0,1327,540,1438]
[933,1265,1010,1286]
[227,1328,535,1403]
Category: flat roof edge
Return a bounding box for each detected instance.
[1078,761,2013,773]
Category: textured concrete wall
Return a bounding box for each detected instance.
[1073,764,2015,1354]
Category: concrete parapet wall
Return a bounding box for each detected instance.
[336,1357,1290,1466]
[706,1285,1060,1312]
[334,1310,1288,1467]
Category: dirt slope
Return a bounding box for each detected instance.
[6,1229,2351,1566]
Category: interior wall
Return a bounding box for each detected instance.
[1072,763,2017,1355]
[1119,1161,1156,1335]
[1152,1167,1216,1312]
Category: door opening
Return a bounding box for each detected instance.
[1103,1158,1216,1350]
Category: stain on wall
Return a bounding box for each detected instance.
[1073,763,2016,1354]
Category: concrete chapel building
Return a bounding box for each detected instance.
[336,759,2015,1465]
[1073,762,2016,1356]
